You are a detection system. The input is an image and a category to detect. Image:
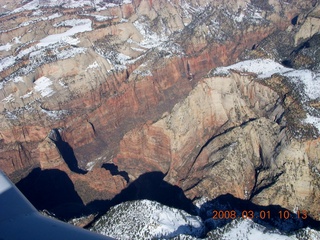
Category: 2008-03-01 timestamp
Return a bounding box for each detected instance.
[212,210,308,220]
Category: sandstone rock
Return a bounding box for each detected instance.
[252,139,320,220]
[114,72,287,201]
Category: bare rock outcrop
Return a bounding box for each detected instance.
[114,71,287,202]
[252,139,320,220]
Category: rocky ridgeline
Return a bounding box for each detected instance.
[90,199,320,239]
[0,0,320,227]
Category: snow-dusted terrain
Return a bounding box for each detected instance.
[207,218,320,240]
[213,59,320,132]
[91,199,320,240]
[91,200,205,240]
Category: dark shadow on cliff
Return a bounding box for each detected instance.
[101,163,129,183]
[199,194,320,234]
[87,171,197,217]
[16,170,196,223]
[16,168,88,220]
[49,129,87,174]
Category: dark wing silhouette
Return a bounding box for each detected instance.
[0,170,114,240]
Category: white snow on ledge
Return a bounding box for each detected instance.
[1,94,15,103]
[34,76,54,97]
[0,43,12,51]
[0,56,15,72]
[304,114,320,131]
[214,59,292,79]
[214,59,320,100]
[214,58,320,132]
[86,61,100,71]
[133,18,169,49]
[38,19,92,47]
[62,36,80,45]
[41,108,69,119]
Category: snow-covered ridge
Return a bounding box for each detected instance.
[91,200,205,240]
[91,199,320,240]
[214,59,320,101]
[213,59,320,132]
[213,59,291,78]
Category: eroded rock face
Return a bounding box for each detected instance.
[114,72,287,201]
[252,139,320,220]
[1,0,319,220]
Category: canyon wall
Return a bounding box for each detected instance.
[0,0,319,220]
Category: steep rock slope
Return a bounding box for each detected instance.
[114,71,286,200]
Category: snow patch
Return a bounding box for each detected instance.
[214,59,320,100]
[133,69,153,77]
[0,56,15,72]
[213,59,291,78]
[13,37,22,44]
[234,12,245,22]
[38,19,92,47]
[0,43,12,51]
[32,9,43,16]
[1,94,15,103]
[284,70,320,100]
[101,51,132,71]
[131,47,145,52]
[62,36,80,45]
[86,161,97,171]
[120,18,129,23]
[20,91,33,99]
[13,76,24,83]
[48,13,62,20]
[55,47,86,60]
[41,108,68,119]
[133,18,169,49]
[304,115,320,131]
[34,76,54,97]
[3,111,18,120]
[86,61,100,71]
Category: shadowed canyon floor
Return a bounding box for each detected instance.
[16,169,320,236]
